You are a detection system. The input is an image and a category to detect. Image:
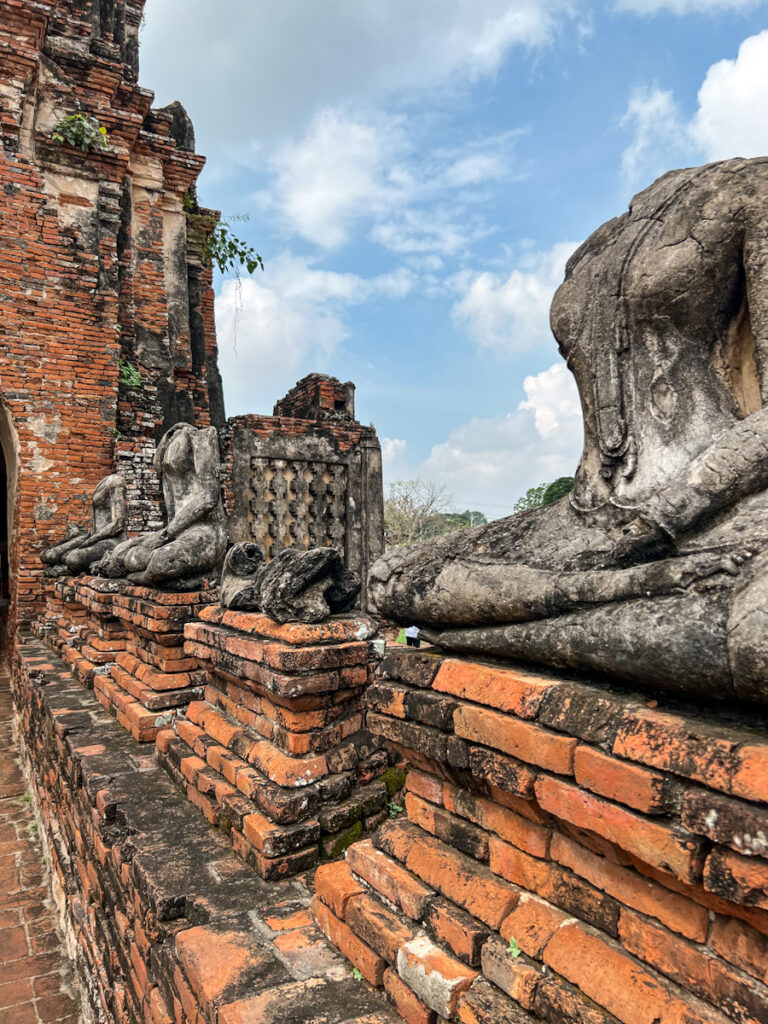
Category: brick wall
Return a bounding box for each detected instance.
[315,648,768,1024]
[222,376,384,607]
[0,0,221,635]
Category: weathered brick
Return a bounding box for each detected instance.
[574,745,671,814]
[535,776,705,883]
[550,831,708,941]
[397,935,478,1018]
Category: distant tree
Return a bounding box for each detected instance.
[384,480,453,547]
[513,476,574,514]
[422,509,487,538]
[542,476,575,505]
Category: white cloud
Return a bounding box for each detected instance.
[267,109,517,253]
[620,31,768,189]
[416,362,583,512]
[616,0,761,13]
[381,438,412,480]
[518,362,581,438]
[450,241,579,354]
[215,256,415,415]
[619,85,690,187]
[141,1,573,156]
[269,110,405,248]
[690,31,768,160]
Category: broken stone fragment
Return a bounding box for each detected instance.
[220,543,361,624]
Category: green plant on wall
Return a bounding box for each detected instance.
[118,359,142,388]
[52,113,109,152]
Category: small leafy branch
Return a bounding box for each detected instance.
[507,936,521,958]
[118,359,142,388]
[52,113,109,152]
[203,223,264,276]
[351,968,363,982]
[387,801,404,819]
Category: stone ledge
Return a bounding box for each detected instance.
[12,635,400,1024]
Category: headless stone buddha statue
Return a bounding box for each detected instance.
[371,157,768,704]
[41,473,126,575]
[94,423,226,590]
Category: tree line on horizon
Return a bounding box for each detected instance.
[384,476,574,548]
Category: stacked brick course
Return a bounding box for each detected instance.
[315,648,768,1024]
[98,584,217,742]
[12,635,401,1024]
[156,607,403,879]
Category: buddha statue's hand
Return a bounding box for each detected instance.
[612,514,674,564]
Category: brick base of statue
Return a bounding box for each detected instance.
[35,577,129,688]
[314,647,768,1024]
[156,607,401,880]
[94,584,217,742]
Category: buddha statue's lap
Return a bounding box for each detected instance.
[94,424,226,590]
[371,157,768,703]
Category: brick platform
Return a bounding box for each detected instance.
[36,577,129,689]
[315,648,768,1024]
[0,665,80,1024]
[11,637,400,1024]
[157,607,403,879]
[94,582,217,743]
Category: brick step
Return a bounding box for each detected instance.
[156,723,391,878]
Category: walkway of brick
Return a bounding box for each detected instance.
[0,663,81,1024]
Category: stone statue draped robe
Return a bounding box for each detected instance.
[371,157,768,704]
[95,423,226,589]
[40,473,126,574]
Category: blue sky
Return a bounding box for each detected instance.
[140,1,768,518]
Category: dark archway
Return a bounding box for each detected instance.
[0,404,17,656]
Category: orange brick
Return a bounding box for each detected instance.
[383,967,436,1024]
[432,660,553,719]
[443,782,550,858]
[405,770,445,806]
[535,776,704,883]
[619,908,768,1024]
[704,847,768,910]
[550,832,708,941]
[404,832,518,929]
[425,898,490,967]
[709,915,768,984]
[312,896,386,986]
[346,840,433,919]
[574,746,668,814]
[480,937,541,1009]
[542,920,672,1024]
[455,704,576,774]
[313,861,364,920]
[499,894,570,957]
[346,892,415,963]
[397,935,478,1018]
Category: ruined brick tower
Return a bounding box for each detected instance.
[0,0,383,642]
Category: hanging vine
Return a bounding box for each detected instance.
[184,194,263,354]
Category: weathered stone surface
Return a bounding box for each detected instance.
[41,473,126,573]
[95,424,226,590]
[370,157,768,704]
[220,542,361,623]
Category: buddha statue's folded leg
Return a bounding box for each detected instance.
[129,525,224,588]
[726,550,768,703]
[63,537,119,574]
[94,532,162,578]
[40,527,89,565]
[424,584,739,701]
[373,532,746,628]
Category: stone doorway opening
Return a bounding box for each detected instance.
[0,404,16,656]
